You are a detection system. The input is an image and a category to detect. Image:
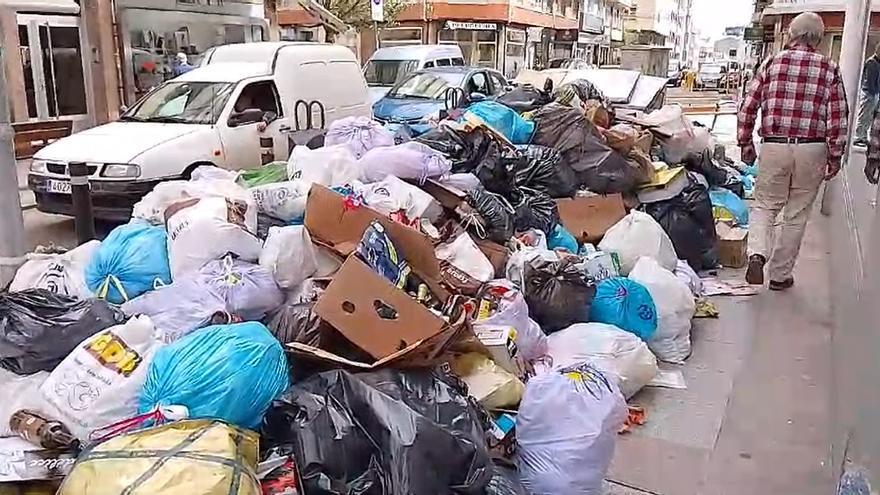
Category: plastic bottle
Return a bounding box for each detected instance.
[9,410,80,451]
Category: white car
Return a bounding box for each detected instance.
[29,42,372,221]
[363,45,465,104]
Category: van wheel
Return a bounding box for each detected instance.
[182,162,215,180]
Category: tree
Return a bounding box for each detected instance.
[318,0,408,30]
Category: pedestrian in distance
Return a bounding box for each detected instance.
[737,12,848,291]
[864,97,880,184]
[172,52,194,78]
[855,43,880,148]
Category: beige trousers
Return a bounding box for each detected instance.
[748,142,826,282]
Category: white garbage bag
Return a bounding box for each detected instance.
[132,167,255,225]
[546,322,659,398]
[674,259,703,297]
[435,233,495,283]
[165,196,262,278]
[355,176,441,223]
[598,210,677,275]
[260,226,318,289]
[474,280,548,362]
[287,144,360,186]
[516,363,627,495]
[250,180,311,221]
[323,116,395,158]
[359,141,452,183]
[39,315,162,442]
[9,241,101,298]
[0,368,49,437]
[629,257,696,364]
[641,104,712,163]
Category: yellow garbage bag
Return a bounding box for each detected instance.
[451,353,524,409]
[58,420,260,495]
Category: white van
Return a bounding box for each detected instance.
[28,42,371,221]
[363,45,465,103]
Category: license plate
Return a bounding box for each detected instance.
[45,179,71,194]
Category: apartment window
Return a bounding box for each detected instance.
[379,27,423,47]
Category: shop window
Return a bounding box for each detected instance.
[476,31,496,42]
[477,43,497,68]
[38,25,87,117]
[380,27,423,45]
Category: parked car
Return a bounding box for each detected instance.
[667,67,683,87]
[546,58,591,70]
[28,42,372,221]
[696,64,725,90]
[363,45,465,104]
[372,66,509,135]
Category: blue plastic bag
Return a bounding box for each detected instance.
[709,187,749,225]
[588,278,657,341]
[85,222,172,304]
[139,321,289,429]
[464,101,536,145]
[547,224,578,253]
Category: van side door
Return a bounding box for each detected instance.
[217,79,288,169]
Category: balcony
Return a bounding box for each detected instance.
[581,13,604,34]
[608,0,633,7]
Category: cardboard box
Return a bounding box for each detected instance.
[555,194,626,244]
[716,222,748,268]
[472,324,519,376]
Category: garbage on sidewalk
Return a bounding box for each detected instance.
[1,79,753,493]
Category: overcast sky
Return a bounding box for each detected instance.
[692,0,754,40]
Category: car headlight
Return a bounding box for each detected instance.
[30,159,48,174]
[101,163,141,178]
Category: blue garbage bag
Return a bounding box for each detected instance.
[464,101,536,145]
[709,187,749,225]
[547,224,578,253]
[588,277,657,341]
[85,222,172,304]
[139,321,289,429]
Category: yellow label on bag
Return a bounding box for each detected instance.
[86,332,143,377]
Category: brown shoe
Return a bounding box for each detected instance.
[769,278,795,291]
[745,254,766,285]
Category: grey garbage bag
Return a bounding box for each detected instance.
[0,289,122,374]
[512,145,577,198]
[485,461,530,495]
[571,133,654,194]
[511,187,559,235]
[523,256,596,334]
[530,103,600,159]
[261,368,493,495]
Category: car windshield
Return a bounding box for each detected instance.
[387,72,465,99]
[122,82,234,124]
[701,66,723,75]
[364,59,419,86]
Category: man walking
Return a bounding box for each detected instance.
[855,44,880,147]
[737,12,848,290]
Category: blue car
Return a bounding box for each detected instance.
[372,66,509,135]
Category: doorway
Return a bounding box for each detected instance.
[17,14,89,121]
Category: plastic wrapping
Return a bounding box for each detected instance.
[356,221,411,287]
[674,259,703,297]
[546,323,659,399]
[436,233,495,283]
[496,84,552,113]
[250,180,311,222]
[359,141,453,183]
[139,322,289,429]
[356,175,441,222]
[0,289,121,374]
[485,462,530,495]
[709,186,749,225]
[324,116,395,158]
[629,257,696,364]
[474,280,548,361]
[465,189,516,244]
[237,161,288,188]
[287,144,360,186]
[10,241,100,299]
[0,368,48,437]
[85,222,172,304]
[260,226,319,289]
[261,368,492,495]
[598,210,678,275]
[39,316,161,442]
[516,363,627,495]
[589,277,658,341]
[546,224,578,253]
[450,353,524,409]
[523,256,595,334]
[512,187,559,235]
[643,174,719,270]
[58,420,261,495]
[512,145,577,198]
[463,101,536,144]
[642,105,711,164]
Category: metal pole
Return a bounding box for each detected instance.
[68,162,96,243]
[0,43,28,288]
[822,0,872,215]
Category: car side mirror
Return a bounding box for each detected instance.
[119,105,128,114]
[504,85,515,92]
[228,108,264,127]
[469,92,487,102]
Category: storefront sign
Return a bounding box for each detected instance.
[526,27,543,41]
[507,29,526,44]
[446,21,497,31]
[371,0,384,22]
[555,29,578,43]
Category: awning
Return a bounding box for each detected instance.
[0,0,80,14]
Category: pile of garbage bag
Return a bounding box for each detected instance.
[0,77,740,494]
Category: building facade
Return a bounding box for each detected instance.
[624,0,690,69]
[1,0,268,130]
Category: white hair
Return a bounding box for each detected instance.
[788,12,825,48]
[176,52,188,64]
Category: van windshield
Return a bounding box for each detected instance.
[387,72,465,99]
[364,59,419,86]
[122,82,234,124]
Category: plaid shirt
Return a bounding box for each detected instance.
[738,43,849,161]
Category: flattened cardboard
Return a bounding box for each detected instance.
[314,256,446,360]
[555,194,626,244]
[304,185,440,279]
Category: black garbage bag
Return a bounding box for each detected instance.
[683,150,730,187]
[512,145,577,198]
[261,368,493,495]
[473,140,514,196]
[531,103,600,159]
[465,189,516,244]
[496,84,552,113]
[570,133,653,194]
[265,302,322,347]
[485,462,529,495]
[642,173,719,270]
[417,125,468,158]
[523,256,595,334]
[511,187,559,235]
[0,289,122,374]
